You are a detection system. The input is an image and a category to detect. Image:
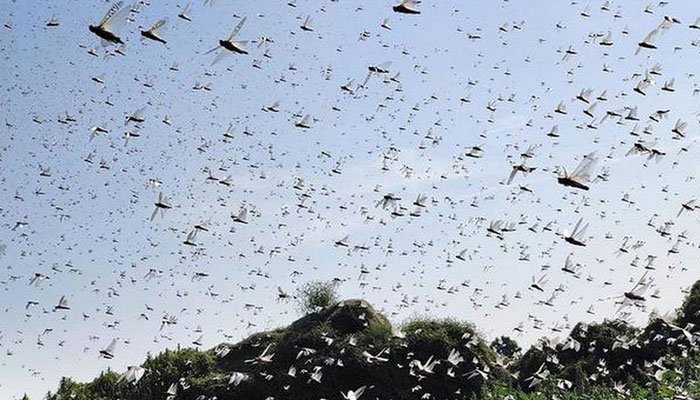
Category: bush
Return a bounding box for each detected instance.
[492,335,522,359]
[402,317,478,354]
[296,280,339,314]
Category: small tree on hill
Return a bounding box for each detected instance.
[297,280,339,314]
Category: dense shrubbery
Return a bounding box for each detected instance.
[491,335,521,359]
[40,282,700,400]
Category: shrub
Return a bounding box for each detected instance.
[296,280,339,314]
[492,335,522,359]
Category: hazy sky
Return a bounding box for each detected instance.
[1,0,700,399]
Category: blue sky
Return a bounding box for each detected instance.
[1,0,700,398]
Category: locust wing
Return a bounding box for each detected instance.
[570,152,598,183]
[228,17,247,41]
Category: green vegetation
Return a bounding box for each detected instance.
[491,335,521,359]
[676,280,700,327]
[39,283,700,400]
[296,280,340,314]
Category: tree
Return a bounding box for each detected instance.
[296,280,339,314]
[491,335,521,359]
[676,280,700,326]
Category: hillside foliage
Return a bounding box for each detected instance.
[39,282,700,400]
